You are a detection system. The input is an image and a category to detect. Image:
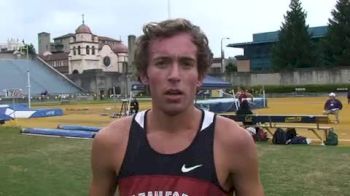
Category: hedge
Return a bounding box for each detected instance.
[249,84,350,93]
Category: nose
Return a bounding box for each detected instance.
[168,63,181,82]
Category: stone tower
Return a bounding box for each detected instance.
[38,32,51,55]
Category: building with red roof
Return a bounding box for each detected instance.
[37,18,132,98]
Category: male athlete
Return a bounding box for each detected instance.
[89,18,264,196]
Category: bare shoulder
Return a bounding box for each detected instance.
[215,115,255,150]
[214,115,263,195]
[89,116,134,195]
[214,115,257,166]
[95,116,132,145]
[92,116,133,172]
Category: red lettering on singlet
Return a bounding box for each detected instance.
[118,175,231,196]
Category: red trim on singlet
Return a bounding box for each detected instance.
[117,110,235,195]
[118,174,233,196]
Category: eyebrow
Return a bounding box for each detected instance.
[179,57,196,63]
[152,55,196,61]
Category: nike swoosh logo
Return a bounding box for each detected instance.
[181,164,203,173]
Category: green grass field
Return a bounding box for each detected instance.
[1,127,350,196]
[0,127,91,196]
[1,97,350,195]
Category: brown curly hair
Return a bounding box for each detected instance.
[133,18,213,79]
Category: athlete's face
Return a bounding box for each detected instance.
[140,33,202,115]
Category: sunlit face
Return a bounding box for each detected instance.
[140,33,202,115]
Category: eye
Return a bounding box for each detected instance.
[181,59,195,69]
[154,60,169,68]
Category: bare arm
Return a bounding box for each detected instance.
[338,100,343,110]
[216,116,264,196]
[231,130,264,196]
[89,118,131,196]
[89,130,118,196]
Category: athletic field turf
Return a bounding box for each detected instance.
[7,96,350,145]
[1,96,350,195]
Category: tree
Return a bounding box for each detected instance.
[27,44,36,55]
[19,43,36,58]
[323,0,350,67]
[271,0,315,71]
[225,58,237,73]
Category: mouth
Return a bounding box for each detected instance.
[165,89,183,95]
[164,89,183,101]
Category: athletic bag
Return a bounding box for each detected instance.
[286,128,297,140]
[288,136,308,144]
[272,128,287,144]
[324,130,338,146]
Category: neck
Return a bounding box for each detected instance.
[148,106,202,133]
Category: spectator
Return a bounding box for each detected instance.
[236,100,253,126]
[129,97,139,115]
[40,90,49,101]
[236,87,253,104]
[323,92,343,123]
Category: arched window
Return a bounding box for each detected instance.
[73,46,76,55]
[78,46,81,55]
[86,45,90,55]
[72,70,79,74]
[92,46,95,55]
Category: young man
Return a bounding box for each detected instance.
[89,18,264,196]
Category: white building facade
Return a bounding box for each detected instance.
[68,23,128,74]
[38,21,130,97]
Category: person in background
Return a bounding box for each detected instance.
[323,92,343,123]
[129,97,139,115]
[347,89,350,104]
[237,100,267,142]
[245,127,257,139]
[236,100,253,126]
[236,87,253,104]
[89,18,264,196]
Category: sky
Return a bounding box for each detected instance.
[0,0,338,58]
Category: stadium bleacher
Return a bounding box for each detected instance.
[0,59,84,95]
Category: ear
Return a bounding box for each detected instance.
[196,76,203,88]
[139,73,149,85]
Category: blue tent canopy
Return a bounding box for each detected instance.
[201,75,231,89]
[131,75,231,91]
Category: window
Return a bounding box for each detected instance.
[78,46,81,55]
[92,46,95,55]
[103,56,111,67]
[73,46,76,55]
[86,45,90,55]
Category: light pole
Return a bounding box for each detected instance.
[27,71,31,108]
[123,62,129,98]
[167,0,171,19]
[22,40,31,108]
[221,37,230,73]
